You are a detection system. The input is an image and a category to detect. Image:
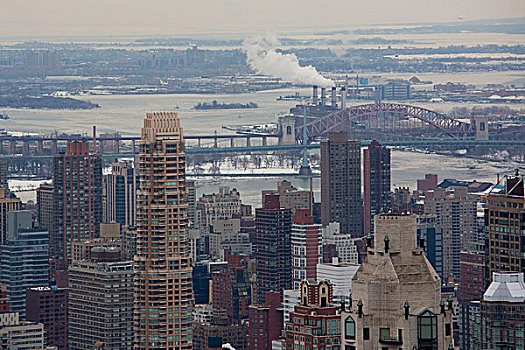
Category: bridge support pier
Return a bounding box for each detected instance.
[246,137,251,147]
[9,141,16,155]
[51,140,57,154]
[230,138,234,148]
[131,140,135,154]
[198,139,201,148]
[214,137,218,148]
[37,140,44,155]
[22,141,29,156]
[114,139,119,154]
[262,136,267,146]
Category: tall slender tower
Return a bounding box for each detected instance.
[320,132,362,237]
[135,112,193,350]
[52,141,102,279]
[363,140,391,236]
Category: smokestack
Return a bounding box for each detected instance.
[341,87,346,110]
[331,87,337,108]
[321,87,326,107]
[312,85,318,105]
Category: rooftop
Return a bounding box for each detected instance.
[484,272,525,303]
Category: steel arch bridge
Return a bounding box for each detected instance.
[296,103,475,143]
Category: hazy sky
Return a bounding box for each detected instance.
[2,0,524,39]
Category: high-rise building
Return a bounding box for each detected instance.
[36,183,54,232]
[26,286,68,350]
[135,112,193,350]
[486,170,524,275]
[472,272,525,350]
[196,187,243,229]
[0,211,49,318]
[209,218,251,259]
[104,161,138,227]
[71,222,121,263]
[0,316,45,349]
[121,225,137,261]
[425,186,477,281]
[458,250,486,350]
[51,141,102,274]
[186,180,196,227]
[342,214,455,350]
[247,292,283,350]
[262,180,312,215]
[291,209,322,289]
[321,132,362,237]
[211,254,251,324]
[0,187,21,245]
[282,280,341,350]
[363,140,391,236]
[68,247,133,350]
[253,194,292,304]
[417,214,444,280]
[0,160,8,192]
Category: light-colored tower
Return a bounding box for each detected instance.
[342,214,455,350]
[135,112,193,350]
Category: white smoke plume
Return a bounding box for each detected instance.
[222,344,236,350]
[244,34,334,88]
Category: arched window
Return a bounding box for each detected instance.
[418,310,437,349]
[286,125,292,135]
[345,316,355,340]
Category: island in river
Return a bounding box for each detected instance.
[0,95,100,110]
[194,100,258,110]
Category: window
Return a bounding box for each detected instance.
[379,328,390,341]
[418,310,438,349]
[344,316,355,340]
[363,328,370,341]
[445,323,451,336]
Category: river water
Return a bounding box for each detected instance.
[3,75,523,207]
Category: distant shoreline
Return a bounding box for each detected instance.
[0,96,100,110]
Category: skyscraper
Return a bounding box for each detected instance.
[0,211,49,318]
[291,209,322,289]
[51,141,102,275]
[0,187,21,245]
[135,112,193,350]
[363,140,391,236]
[68,247,133,350]
[487,170,524,276]
[103,161,138,227]
[425,186,477,281]
[321,132,362,237]
[253,194,292,304]
[36,183,54,233]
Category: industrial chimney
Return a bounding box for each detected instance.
[321,87,326,107]
[341,87,346,110]
[312,85,318,105]
[331,87,337,108]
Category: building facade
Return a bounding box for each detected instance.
[104,161,138,227]
[472,272,525,350]
[253,194,292,304]
[52,141,102,274]
[342,214,455,350]
[283,280,341,350]
[262,180,312,215]
[291,209,322,289]
[26,286,68,350]
[486,171,524,275]
[363,140,391,236]
[36,183,54,233]
[196,187,243,229]
[134,112,193,350]
[0,211,49,318]
[321,132,362,237]
[68,247,133,350]
[424,186,477,281]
